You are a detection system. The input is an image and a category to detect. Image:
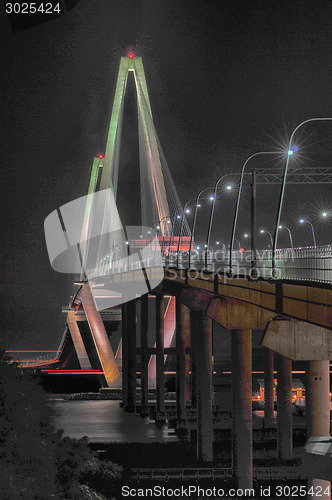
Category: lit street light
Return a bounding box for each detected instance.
[205,173,235,268]
[229,149,286,274]
[278,225,294,250]
[272,117,332,276]
[189,187,215,268]
[299,219,317,247]
[168,206,184,256]
[260,229,273,247]
[176,197,197,267]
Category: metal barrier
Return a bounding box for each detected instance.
[89,245,332,284]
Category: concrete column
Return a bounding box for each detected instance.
[232,328,253,489]
[140,294,149,416]
[264,349,275,427]
[155,294,165,417]
[190,310,198,409]
[276,354,292,460]
[121,302,128,408]
[191,310,213,462]
[306,360,331,499]
[175,299,190,422]
[125,299,137,412]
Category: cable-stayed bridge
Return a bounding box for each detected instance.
[14,54,332,492]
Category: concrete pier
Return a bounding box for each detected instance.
[140,294,149,416]
[155,294,165,419]
[276,354,292,460]
[125,299,136,412]
[121,302,128,409]
[191,310,213,461]
[175,299,190,422]
[264,348,275,427]
[231,328,253,488]
[306,360,331,499]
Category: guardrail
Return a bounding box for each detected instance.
[131,465,303,481]
[90,245,332,285]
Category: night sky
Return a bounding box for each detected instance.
[0,0,331,350]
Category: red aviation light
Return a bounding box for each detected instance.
[128,53,134,59]
[98,154,104,159]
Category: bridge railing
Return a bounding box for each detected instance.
[170,245,332,283]
[89,245,332,284]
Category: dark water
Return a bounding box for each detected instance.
[50,399,179,443]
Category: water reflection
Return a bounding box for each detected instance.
[50,400,179,443]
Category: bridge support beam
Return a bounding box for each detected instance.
[306,360,331,499]
[156,294,165,421]
[140,294,149,416]
[276,354,292,460]
[190,311,198,410]
[176,299,190,423]
[121,302,128,409]
[232,328,253,488]
[191,310,213,462]
[264,348,275,427]
[125,300,137,412]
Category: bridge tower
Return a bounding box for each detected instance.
[93,55,172,233]
[58,54,181,388]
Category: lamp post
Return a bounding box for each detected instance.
[272,117,332,276]
[176,198,197,268]
[205,174,234,268]
[278,225,294,250]
[229,150,284,274]
[260,229,273,248]
[189,188,214,268]
[216,241,227,251]
[159,215,172,254]
[299,219,317,247]
[166,206,183,262]
[244,233,250,249]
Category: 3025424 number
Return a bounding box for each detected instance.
[5,3,61,14]
[276,485,331,497]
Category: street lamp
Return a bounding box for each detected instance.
[229,150,285,274]
[168,206,184,258]
[176,197,197,267]
[260,229,273,247]
[205,173,235,268]
[299,219,317,247]
[272,117,332,276]
[278,225,294,250]
[189,188,214,268]
[158,214,172,254]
